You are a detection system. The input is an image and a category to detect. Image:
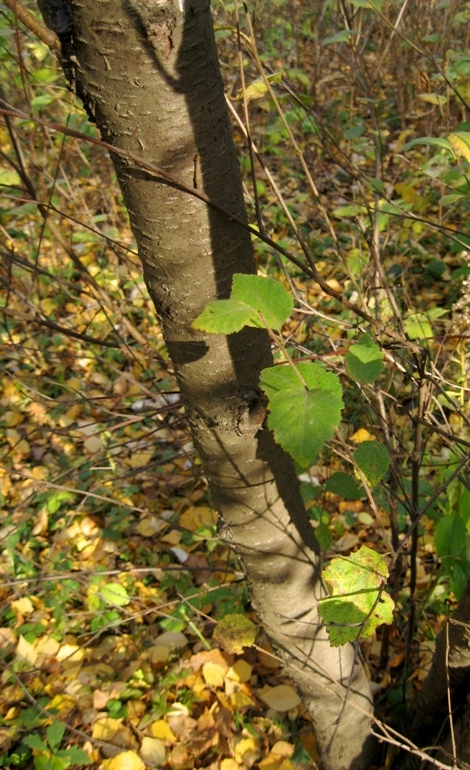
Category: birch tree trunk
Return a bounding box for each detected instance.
[36,0,378,766]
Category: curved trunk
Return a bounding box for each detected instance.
[37,0,378,765]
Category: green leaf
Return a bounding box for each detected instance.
[434,513,466,560]
[332,204,367,218]
[448,132,470,162]
[100,582,130,607]
[354,441,389,487]
[192,299,257,334]
[439,192,466,206]
[319,546,394,646]
[326,472,362,500]
[344,125,365,140]
[404,312,433,340]
[213,614,257,654]
[58,747,92,765]
[401,137,452,152]
[365,177,385,194]
[315,523,333,550]
[47,721,66,750]
[345,334,384,384]
[349,0,383,7]
[322,29,357,45]
[260,362,343,468]
[22,734,48,752]
[0,168,22,187]
[231,274,293,331]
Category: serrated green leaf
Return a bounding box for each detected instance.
[58,747,92,765]
[100,582,130,607]
[231,274,293,330]
[319,546,394,646]
[345,334,384,384]
[47,721,66,749]
[260,362,343,468]
[213,614,257,653]
[448,132,470,163]
[261,360,343,400]
[354,441,389,487]
[192,299,258,334]
[326,471,361,500]
[22,734,48,752]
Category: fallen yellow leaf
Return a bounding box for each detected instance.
[102,750,145,770]
[202,661,226,689]
[258,684,301,712]
[226,659,252,683]
[150,720,176,742]
[235,737,259,765]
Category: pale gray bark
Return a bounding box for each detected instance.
[36,0,378,766]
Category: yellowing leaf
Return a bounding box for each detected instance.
[103,750,145,770]
[213,614,257,654]
[34,635,60,663]
[150,720,176,742]
[140,737,166,765]
[226,659,253,683]
[228,691,255,709]
[448,132,470,163]
[136,515,166,536]
[244,79,268,103]
[57,644,84,663]
[128,450,154,468]
[11,597,34,616]
[235,737,259,764]
[4,410,24,427]
[417,93,447,106]
[202,661,226,689]
[259,755,293,770]
[179,506,217,531]
[46,694,76,717]
[272,742,295,757]
[259,684,301,712]
[92,718,137,751]
[221,760,242,770]
[350,428,375,444]
[16,635,37,665]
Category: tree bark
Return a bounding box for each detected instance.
[400,581,470,769]
[36,0,378,766]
